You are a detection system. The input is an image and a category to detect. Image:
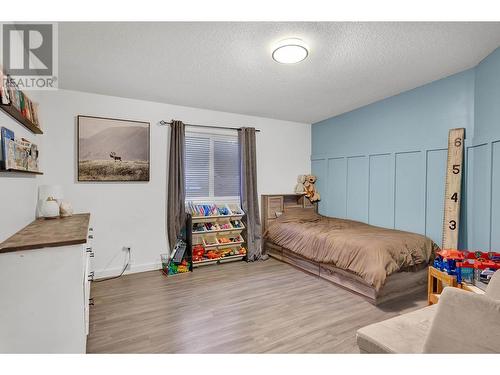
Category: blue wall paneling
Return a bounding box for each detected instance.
[311,48,500,250]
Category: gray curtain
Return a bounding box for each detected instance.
[239,127,262,261]
[167,120,186,251]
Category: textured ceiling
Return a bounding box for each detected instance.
[58,22,500,123]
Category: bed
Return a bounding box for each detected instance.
[261,194,438,305]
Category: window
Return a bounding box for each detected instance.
[185,132,240,201]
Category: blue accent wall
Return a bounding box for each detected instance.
[311,47,500,250]
[475,48,500,141]
[471,47,500,250]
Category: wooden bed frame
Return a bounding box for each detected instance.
[261,194,428,305]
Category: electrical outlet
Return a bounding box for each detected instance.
[123,246,132,270]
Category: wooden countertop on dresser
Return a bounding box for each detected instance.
[0,213,91,253]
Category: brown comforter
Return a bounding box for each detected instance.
[265,209,437,291]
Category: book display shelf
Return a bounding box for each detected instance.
[1,73,43,175]
[0,169,43,175]
[0,103,43,134]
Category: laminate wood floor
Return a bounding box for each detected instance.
[87,258,427,353]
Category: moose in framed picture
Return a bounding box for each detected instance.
[77,115,150,181]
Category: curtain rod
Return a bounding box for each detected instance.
[159,120,261,133]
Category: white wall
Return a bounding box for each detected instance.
[0,111,40,242]
[6,89,310,277]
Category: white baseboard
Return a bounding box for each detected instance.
[94,262,161,279]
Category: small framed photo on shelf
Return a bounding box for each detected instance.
[77,115,150,182]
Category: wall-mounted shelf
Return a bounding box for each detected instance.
[0,104,43,134]
[0,169,43,175]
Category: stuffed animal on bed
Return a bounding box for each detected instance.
[294,175,306,194]
[304,175,320,202]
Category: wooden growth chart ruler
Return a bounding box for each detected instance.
[442,128,465,250]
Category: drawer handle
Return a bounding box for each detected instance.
[89,298,94,306]
[88,234,94,239]
[86,247,95,257]
[88,272,94,282]
[88,227,94,232]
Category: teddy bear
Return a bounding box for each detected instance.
[294,174,306,194]
[304,174,320,202]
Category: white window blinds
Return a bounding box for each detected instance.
[185,135,210,198]
[185,132,240,200]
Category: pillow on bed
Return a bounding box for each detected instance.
[276,208,321,223]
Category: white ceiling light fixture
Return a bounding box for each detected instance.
[272,38,309,64]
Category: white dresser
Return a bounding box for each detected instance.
[0,214,93,353]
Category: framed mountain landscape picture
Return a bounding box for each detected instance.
[77,115,150,181]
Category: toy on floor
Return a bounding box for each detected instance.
[168,262,178,275]
[457,261,475,283]
[480,269,497,283]
[433,249,464,275]
[176,259,190,273]
[434,249,500,283]
[167,258,191,275]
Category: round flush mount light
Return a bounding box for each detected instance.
[272,38,309,64]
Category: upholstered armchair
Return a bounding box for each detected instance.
[357,271,500,353]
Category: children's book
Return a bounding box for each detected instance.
[0,127,15,170]
[31,102,40,125]
[26,98,33,122]
[19,91,26,115]
[12,88,21,110]
[0,70,10,105]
